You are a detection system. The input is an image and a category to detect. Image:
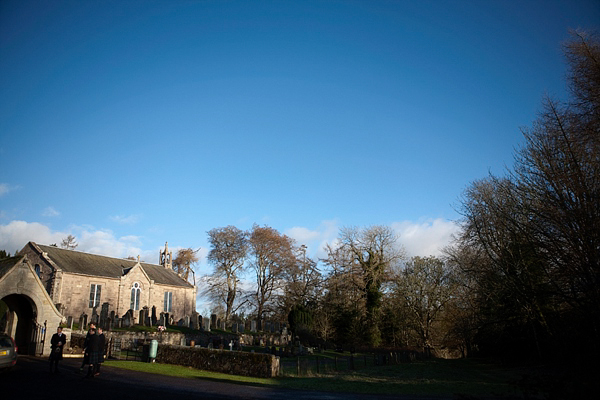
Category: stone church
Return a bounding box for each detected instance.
[0,241,197,354]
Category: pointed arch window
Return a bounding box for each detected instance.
[130,282,141,311]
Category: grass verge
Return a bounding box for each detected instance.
[105,358,527,397]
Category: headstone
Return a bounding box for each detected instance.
[198,315,203,330]
[232,323,238,333]
[265,321,270,332]
[220,320,226,330]
[191,311,199,330]
[159,312,166,326]
[177,319,184,327]
[79,313,88,331]
[203,317,211,332]
[229,340,233,351]
[239,323,245,333]
[210,314,217,330]
[123,310,133,327]
[151,306,158,326]
[251,320,257,332]
[274,322,280,332]
[66,316,73,329]
[100,302,110,329]
[185,315,191,328]
[91,306,99,325]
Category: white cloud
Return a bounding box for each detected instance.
[0,183,20,197]
[0,220,67,253]
[285,218,460,261]
[110,214,141,225]
[391,218,461,258]
[42,206,60,217]
[0,220,151,261]
[285,219,339,259]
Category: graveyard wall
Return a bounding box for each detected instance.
[156,345,280,378]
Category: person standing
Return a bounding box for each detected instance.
[84,327,99,378]
[49,327,67,373]
[80,322,96,372]
[94,328,106,376]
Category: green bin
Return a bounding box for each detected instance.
[148,339,158,361]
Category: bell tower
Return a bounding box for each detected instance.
[159,242,173,269]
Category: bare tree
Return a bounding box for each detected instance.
[60,235,78,250]
[324,225,405,346]
[392,256,456,352]
[248,224,296,330]
[173,248,199,282]
[204,226,248,323]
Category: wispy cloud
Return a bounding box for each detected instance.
[110,214,141,225]
[0,183,20,197]
[42,206,60,217]
[285,218,460,260]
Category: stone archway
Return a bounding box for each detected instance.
[1,294,37,354]
[0,256,63,355]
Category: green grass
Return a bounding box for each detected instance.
[105,358,528,397]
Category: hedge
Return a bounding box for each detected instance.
[155,344,280,378]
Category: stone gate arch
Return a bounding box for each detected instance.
[0,256,63,355]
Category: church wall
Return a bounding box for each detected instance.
[58,273,121,320]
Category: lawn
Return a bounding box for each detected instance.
[105,357,537,398]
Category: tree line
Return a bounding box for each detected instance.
[199,32,599,364]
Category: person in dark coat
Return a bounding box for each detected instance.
[49,327,67,373]
[80,322,96,372]
[94,327,106,376]
[84,327,100,378]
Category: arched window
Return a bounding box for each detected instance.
[130,282,141,311]
[34,264,41,279]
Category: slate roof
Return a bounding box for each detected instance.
[0,256,22,281]
[35,243,193,288]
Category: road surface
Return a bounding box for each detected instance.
[0,356,447,400]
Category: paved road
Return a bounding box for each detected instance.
[0,356,448,400]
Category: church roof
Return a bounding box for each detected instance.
[33,243,193,288]
[0,256,23,281]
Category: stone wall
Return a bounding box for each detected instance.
[156,344,280,378]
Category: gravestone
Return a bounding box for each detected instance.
[123,310,132,327]
[239,323,245,333]
[79,313,88,331]
[151,306,157,326]
[184,315,190,328]
[159,312,166,326]
[177,318,184,327]
[265,321,270,332]
[100,302,110,329]
[210,314,217,330]
[191,311,199,330]
[198,315,203,330]
[232,323,238,333]
[91,306,99,325]
[251,320,257,332]
[274,322,280,332]
[203,317,211,332]
[66,316,73,329]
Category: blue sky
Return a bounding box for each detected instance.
[1,1,598,308]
